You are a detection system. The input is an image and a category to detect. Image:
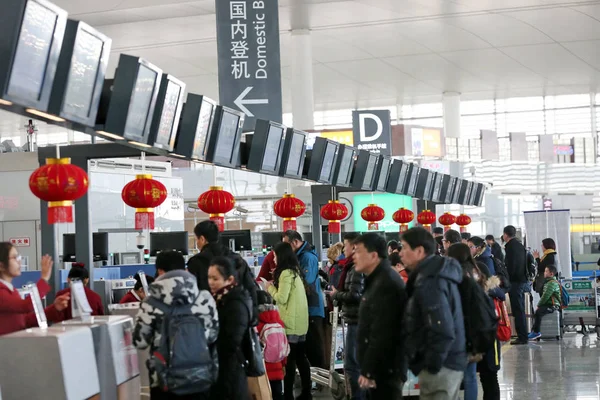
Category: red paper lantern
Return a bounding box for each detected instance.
[29,158,89,224]
[392,208,414,233]
[320,200,348,234]
[438,212,456,232]
[122,174,168,230]
[197,186,235,231]
[456,214,472,233]
[361,204,385,231]
[273,193,306,231]
[417,210,436,232]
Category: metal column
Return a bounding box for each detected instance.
[39,201,59,302]
[72,157,94,289]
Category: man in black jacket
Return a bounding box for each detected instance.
[400,227,466,400]
[354,233,406,400]
[187,220,258,325]
[485,235,505,263]
[332,232,364,400]
[502,225,529,345]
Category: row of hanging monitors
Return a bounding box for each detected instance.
[0,0,483,206]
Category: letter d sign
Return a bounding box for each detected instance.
[359,113,382,142]
[352,109,392,156]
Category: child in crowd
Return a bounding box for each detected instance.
[257,290,288,400]
[55,262,104,319]
[389,252,408,283]
[120,273,155,303]
[529,265,561,340]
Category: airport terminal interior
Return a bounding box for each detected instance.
[2,0,600,399]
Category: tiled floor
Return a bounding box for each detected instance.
[314,333,600,399]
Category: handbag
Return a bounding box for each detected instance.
[243,326,266,377]
[494,298,511,342]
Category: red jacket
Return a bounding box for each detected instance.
[0,279,62,336]
[119,290,140,304]
[55,287,104,320]
[257,251,276,282]
[257,307,287,381]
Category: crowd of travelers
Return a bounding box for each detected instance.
[0,219,564,400]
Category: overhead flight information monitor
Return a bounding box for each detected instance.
[247,119,286,175]
[48,20,111,126]
[333,145,357,188]
[351,150,378,191]
[206,105,245,168]
[306,137,340,184]
[375,156,392,192]
[386,160,408,194]
[403,164,420,197]
[451,179,463,204]
[173,94,216,161]
[279,128,307,179]
[149,74,185,152]
[0,0,68,110]
[103,55,162,144]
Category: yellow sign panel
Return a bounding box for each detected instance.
[320,130,353,146]
[422,129,442,157]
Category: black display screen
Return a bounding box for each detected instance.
[377,158,391,191]
[398,163,409,192]
[424,172,435,199]
[319,142,337,182]
[62,29,103,118]
[263,125,284,172]
[337,149,354,186]
[452,180,463,204]
[286,132,305,176]
[445,177,456,203]
[431,173,443,202]
[7,1,58,101]
[155,80,182,147]
[124,65,157,138]
[363,155,377,188]
[407,167,419,195]
[213,110,241,164]
[192,99,215,159]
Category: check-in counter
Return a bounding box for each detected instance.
[61,315,140,400]
[0,326,100,400]
[108,303,150,389]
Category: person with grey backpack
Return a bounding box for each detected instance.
[133,251,219,400]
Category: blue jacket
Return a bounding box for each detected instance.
[476,246,496,276]
[297,241,325,318]
[403,255,467,375]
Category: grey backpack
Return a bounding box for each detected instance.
[146,296,218,395]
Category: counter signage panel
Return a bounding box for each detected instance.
[192,98,216,160]
[213,108,243,166]
[62,29,104,118]
[7,1,58,101]
[124,65,158,140]
[154,79,183,150]
[262,124,284,173]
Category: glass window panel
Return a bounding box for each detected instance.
[546,94,590,109]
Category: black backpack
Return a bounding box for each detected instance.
[491,256,511,291]
[146,296,218,395]
[525,250,537,282]
[458,276,499,354]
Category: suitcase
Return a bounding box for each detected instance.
[538,308,562,340]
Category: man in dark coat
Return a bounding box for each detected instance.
[354,233,406,400]
[401,227,466,400]
[332,232,364,400]
[485,235,505,263]
[187,220,258,325]
[502,225,529,345]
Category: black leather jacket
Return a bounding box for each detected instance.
[357,260,407,382]
[332,260,364,325]
[403,255,467,375]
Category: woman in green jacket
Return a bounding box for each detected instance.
[266,242,311,400]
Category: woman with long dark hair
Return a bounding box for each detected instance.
[266,242,311,400]
[532,238,558,294]
[468,236,495,276]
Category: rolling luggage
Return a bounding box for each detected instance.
[538,309,562,340]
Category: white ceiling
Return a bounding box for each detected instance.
[5,0,600,123]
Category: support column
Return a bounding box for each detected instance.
[40,202,59,302]
[291,29,315,130]
[73,157,94,290]
[443,92,461,138]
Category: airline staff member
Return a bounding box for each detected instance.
[55,262,104,319]
[119,274,154,303]
[0,242,69,335]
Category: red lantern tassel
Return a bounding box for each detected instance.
[368,222,379,231]
[444,225,451,232]
[328,220,341,234]
[48,201,73,224]
[460,226,468,233]
[423,225,431,232]
[210,214,225,232]
[283,218,297,232]
[400,224,408,233]
[135,208,155,230]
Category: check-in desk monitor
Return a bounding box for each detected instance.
[61,315,140,399]
[0,326,100,400]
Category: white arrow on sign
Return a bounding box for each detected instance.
[234,86,269,117]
